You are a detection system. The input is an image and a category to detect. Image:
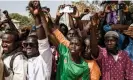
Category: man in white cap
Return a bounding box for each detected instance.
[92,31,133,80]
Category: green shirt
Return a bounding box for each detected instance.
[56,43,90,80]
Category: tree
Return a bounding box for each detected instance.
[72,1,101,14]
[9,13,34,27]
[72,1,89,14]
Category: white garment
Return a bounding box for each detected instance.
[130,23,133,26]
[4,54,27,80]
[28,38,52,80]
[0,39,3,55]
[81,13,92,20]
[111,54,119,61]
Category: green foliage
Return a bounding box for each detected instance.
[9,13,34,27]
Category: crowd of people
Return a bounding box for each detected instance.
[0,0,133,80]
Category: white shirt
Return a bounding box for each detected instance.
[0,39,3,55]
[81,13,92,20]
[3,53,27,80]
[28,38,52,80]
[111,54,119,61]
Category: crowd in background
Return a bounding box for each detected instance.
[0,0,133,80]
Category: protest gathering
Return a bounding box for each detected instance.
[0,0,133,80]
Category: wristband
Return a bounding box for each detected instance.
[36,24,42,29]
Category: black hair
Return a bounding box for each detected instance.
[59,23,68,36]
[20,29,30,41]
[82,36,91,59]
[69,28,79,36]
[84,8,89,13]
[4,30,19,42]
[3,30,20,49]
[42,6,50,12]
[27,35,38,46]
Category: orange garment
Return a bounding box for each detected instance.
[53,29,70,47]
[86,60,101,80]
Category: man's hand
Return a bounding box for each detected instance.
[0,19,9,27]
[69,5,79,19]
[28,0,42,16]
[90,13,99,27]
[56,5,65,18]
[123,26,133,38]
[128,26,133,31]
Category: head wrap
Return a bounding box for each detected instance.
[104,31,119,39]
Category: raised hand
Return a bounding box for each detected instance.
[27,0,42,16]
[69,5,79,18]
[2,10,19,33]
[56,5,65,18]
[90,13,99,27]
[3,10,11,20]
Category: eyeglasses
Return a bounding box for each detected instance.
[22,42,37,48]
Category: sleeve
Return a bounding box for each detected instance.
[0,58,4,80]
[13,55,27,80]
[95,46,107,68]
[103,24,112,32]
[90,61,101,80]
[125,52,133,80]
[38,38,52,75]
[58,43,68,56]
[124,38,133,61]
[94,46,107,60]
[53,29,70,47]
[35,58,50,80]
[118,32,125,49]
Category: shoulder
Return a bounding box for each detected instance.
[38,38,49,46]
[38,38,50,49]
[119,50,131,61]
[58,43,69,55]
[58,43,68,51]
[13,52,27,61]
[98,46,108,57]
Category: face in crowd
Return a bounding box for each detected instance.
[69,36,83,58]
[23,36,39,58]
[67,29,77,40]
[83,38,92,60]
[2,32,19,54]
[104,36,118,55]
[59,23,68,37]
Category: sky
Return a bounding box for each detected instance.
[0,0,78,18]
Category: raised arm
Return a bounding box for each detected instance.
[3,10,19,34]
[69,5,83,31]
[90,14,99,58]
[28,1,47,39]
[111,24,129,31]
[28,1,52,79]
[47,5,70,47]
[54,5,64,25]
